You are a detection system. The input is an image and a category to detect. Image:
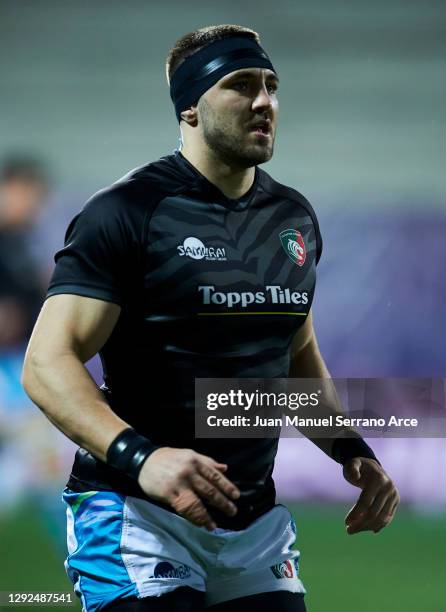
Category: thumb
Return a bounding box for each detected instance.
[343,457,362,484]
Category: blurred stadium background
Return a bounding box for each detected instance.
[0,1,445,610]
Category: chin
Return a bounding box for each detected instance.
[213,141,273,168]
[242,147,273,166]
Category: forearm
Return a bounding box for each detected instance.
[289,332,330,379]
[289,340,341,456]
[22,349,128,462]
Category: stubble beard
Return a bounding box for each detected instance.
[198,98,274,168]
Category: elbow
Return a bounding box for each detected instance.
[22,344,77,399]
[21,349,41,398]
[21,348,55,400]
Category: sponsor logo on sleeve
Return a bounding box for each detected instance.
[279,229,306,267]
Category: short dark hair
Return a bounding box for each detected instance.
[165,24,261,85]
[0,155,49,186]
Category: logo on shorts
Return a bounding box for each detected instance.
[177,237,227,261]
[271,560,294,579]
[279,229,306,267]
[151,562,191,579]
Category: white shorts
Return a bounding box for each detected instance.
[63,488,305,611]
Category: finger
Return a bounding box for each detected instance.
[346,509,378,534]
[346,509,373,532]
[345,504,364,526]
[197,461,240,500]
[171,488,217,531]
[345,485,380,525]
[348,491,399,535]
[190,473,237,517]
[372,492,399,533]
[346,509,373,533]
[367,482,394,519]
[389,495,400,517]
[346,521,372,535]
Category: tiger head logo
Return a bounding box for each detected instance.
[279,229,306,267]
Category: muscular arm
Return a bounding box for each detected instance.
[289,310,328,379]
[288,309,342,456]
[22,294,128,461]
[22,294,239,529]
[289,310,400,534]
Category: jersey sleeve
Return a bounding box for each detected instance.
[312,207,323,265]
[264,174,323,266]
[296,192,323,265]
[47,185,147,306]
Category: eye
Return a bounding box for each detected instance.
[232,80,249,91]
[267,83,278,95]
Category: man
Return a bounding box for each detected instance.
[0,156,49,348]
[22,25,399,612]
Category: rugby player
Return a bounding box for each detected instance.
[22,25,399,612]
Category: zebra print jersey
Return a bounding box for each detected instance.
[47,148,322,529]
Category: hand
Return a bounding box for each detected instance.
[137,447,240,530]
[343,457,400,535]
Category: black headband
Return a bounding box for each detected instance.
[169,36,277,122]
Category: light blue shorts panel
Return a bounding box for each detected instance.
[63,489,138,611]
[63,488,305,611]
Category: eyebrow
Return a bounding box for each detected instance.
[225,70,280,84]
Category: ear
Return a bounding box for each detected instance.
[180,105,198,126]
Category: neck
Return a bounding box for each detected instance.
[180,142,255,200]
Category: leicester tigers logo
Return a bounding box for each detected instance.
[270,560,294,579]
[279,229,306,267]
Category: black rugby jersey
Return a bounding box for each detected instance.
[47,149,322,529]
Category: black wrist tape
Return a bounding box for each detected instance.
[106,428,159,481]
[331,436,380,466]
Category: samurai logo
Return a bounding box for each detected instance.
[271,560,294,579]
[177,236,226,261]
[279,229,306,267]
[151,562,191,579]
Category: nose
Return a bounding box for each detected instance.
[251,84,274,114]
